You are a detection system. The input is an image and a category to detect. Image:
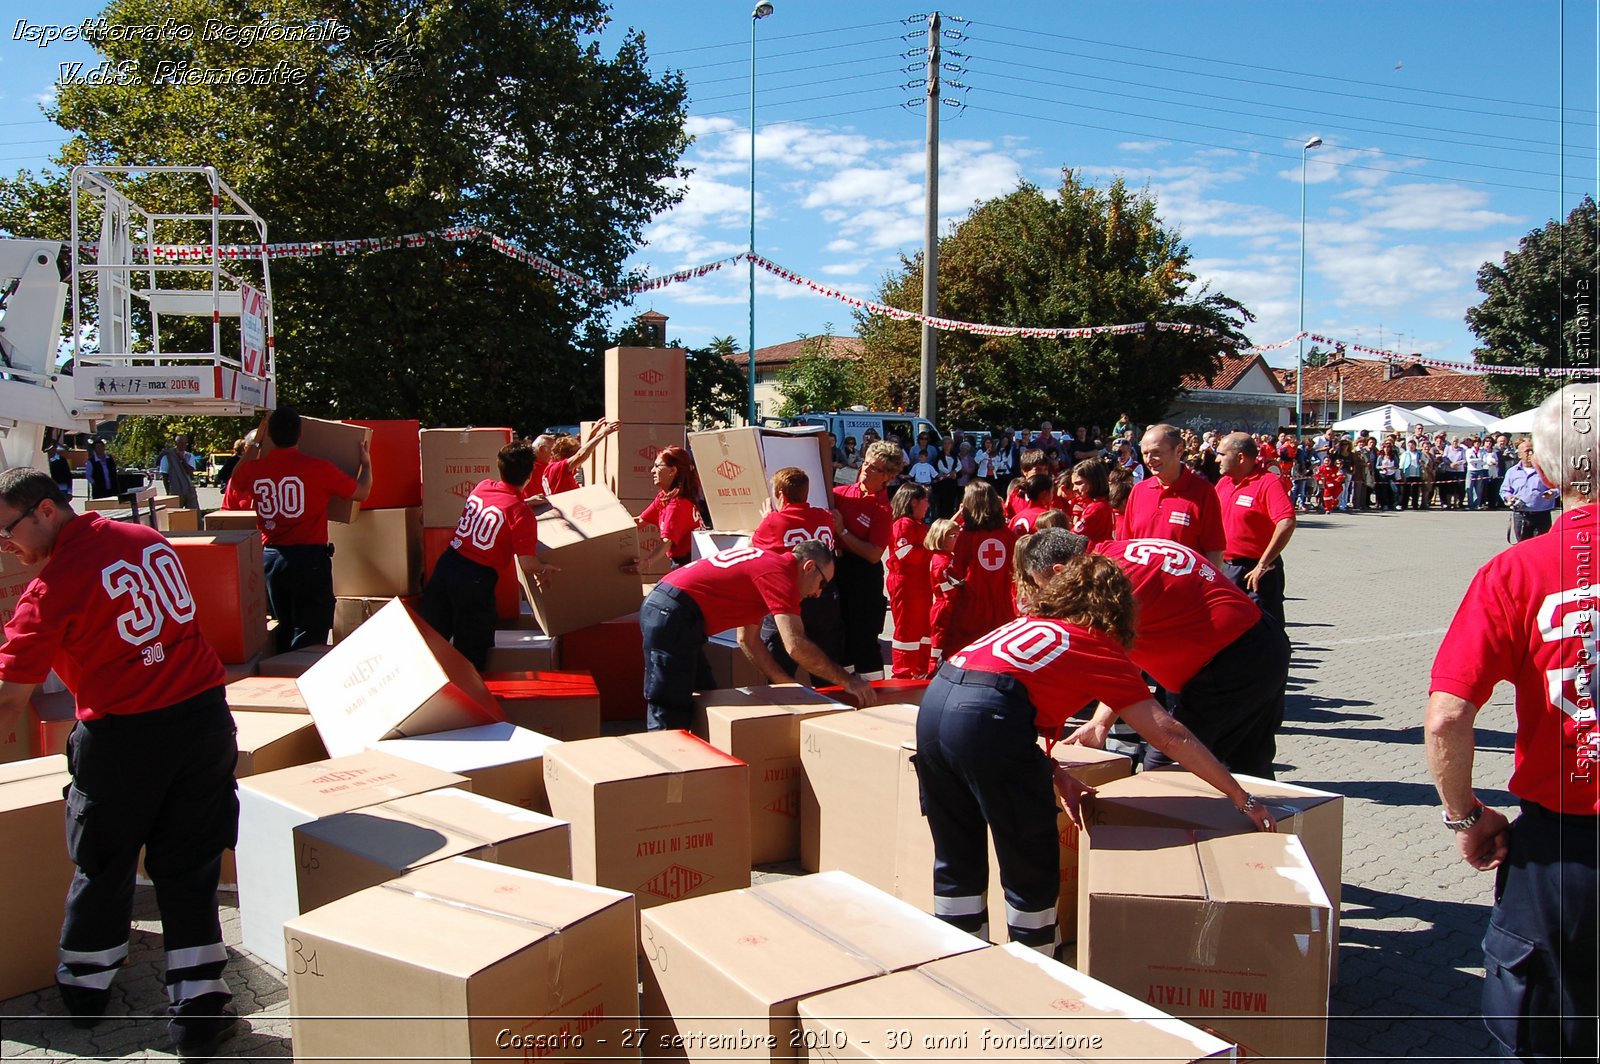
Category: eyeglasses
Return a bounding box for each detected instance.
[0,501,41,540]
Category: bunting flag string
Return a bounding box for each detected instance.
[70,228,1597,377]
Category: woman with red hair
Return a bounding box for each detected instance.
[635,445,703,569]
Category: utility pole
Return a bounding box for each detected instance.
[918,12,940,426]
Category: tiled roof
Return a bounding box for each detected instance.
[724,335,866,367]
[1180,353,1281,392]
[1275,362,1501,404]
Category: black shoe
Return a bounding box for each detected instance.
[58,984,110,1029]
[171,1012,242,1063]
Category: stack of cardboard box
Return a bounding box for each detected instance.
[0,756,74,1000]
[588,346,688,580]
[327,420,423,640]
[688,424,834,532]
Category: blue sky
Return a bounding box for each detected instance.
[2,1,1596,372]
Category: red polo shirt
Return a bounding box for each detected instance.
[833,484,892,553]
[663,547,803,633]
[1122,466,1225,555]
[1216,469,1295,560]
[450,480,539,569]
[949,617,1152,731]
[752,503,837,553]
[0,514,225,719]
[232,446,357,547]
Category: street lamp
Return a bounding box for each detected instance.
[1296,135,1322,432]
[748,1,774,424]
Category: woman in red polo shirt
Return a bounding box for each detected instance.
[635,446,703,569]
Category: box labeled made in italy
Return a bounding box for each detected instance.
[692,685,852,865]
[521,485,641,637]
[284,857,639,1062]
[292,787,570,914]
[639,870,984,1063]
[544,729,750,907]
[798,941,1235,1062]
[688,427,831,532]
[420,427,513,528]
[1081,826,1331,1063]
[235,750,470,971]
[604,345,687,423]
[295,598,504,759]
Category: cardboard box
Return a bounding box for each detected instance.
[285,857,639,1062]
[894,741,1131,945]
[202,509,259,532]
[332,594,418,644]
[35,692,75,756]
[293,787,570,914]
[258,644,333,678]
[167,530,269,664]
[344,419,422,509]
[1087,770,1344,978]
[561,614,644,721]
[227,675,308,713]
[638,871,984,1062]
[604,345,687,423]
[295,598,504,758]
[521,486,641,637]
[544,729,750,907]
[702,632,766,691]
[236,750,471,971]
[0,707,35,764]
[0,552,45,639]
[420,427,513,528]
[329,506,423,598]
[0,756,74,1001]
[260,416,371,524]
[798,704,920,880]
[372,722,562,811]
[591,421,686,499]
[156,506,200,532]
[798,942,1236,1062]
[235,709,328,776]
[487,672,600,741]
[688,427,831,532]
[484,628,560,673]
[628,501,674,577]
[1081,827,1330,1063]
[693,685,853,864]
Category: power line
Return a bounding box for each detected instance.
[963,103,1562,195]
[696,84,908,119]
[693,51,904,89]
[693,67,899,107]
[966,57,1597,161]
[650,20,906,56]
[979,21,1598,117]
[965,31,1582,126]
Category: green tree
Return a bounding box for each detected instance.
[0,0,689,430]
[1466,196,1599,411]
[775,327,863,417]
[855,171,1252,429]
[685,336,749,430]
[1303,344,1331,369]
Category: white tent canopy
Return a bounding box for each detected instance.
[1332,404,1445,433]
[1411,405,1481,430]
[1449,406,1501,429]
[1489,406,1539,434]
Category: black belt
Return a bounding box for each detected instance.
[1522,799,1599,823]
[936,661,1018,693]
[1224,556,1259,566]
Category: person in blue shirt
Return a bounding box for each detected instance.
[1500,440,1559,541]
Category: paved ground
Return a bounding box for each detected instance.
[1,504,1522,1061]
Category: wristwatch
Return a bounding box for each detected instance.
[1442,801,1483,831]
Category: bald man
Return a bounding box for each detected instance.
[1215,432,1297,626]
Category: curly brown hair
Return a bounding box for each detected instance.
[1030,553,1138,648]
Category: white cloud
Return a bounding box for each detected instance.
[1118,140,1166,153]
[819,260,869,276]
[1334,183,1522,232]
[825,238,858,253]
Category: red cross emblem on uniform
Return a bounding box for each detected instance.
[978,539,1007,571]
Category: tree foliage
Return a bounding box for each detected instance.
[854,171,1252,429]
[0,0,689,433]
[1466,196,1599,411]
[775,327,863,417]
[685,336,749,430]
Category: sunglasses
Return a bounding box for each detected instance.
[0,500,41,540]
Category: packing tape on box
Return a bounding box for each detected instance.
[914,966,1054,1049]
[618,735,686,804]
[380,882,563,933]
[747,888,889,975]
[1192,833,1225,969]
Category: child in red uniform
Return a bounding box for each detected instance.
[635,445,703,569]
[1007,474,1055,534]
[753,466,844,674]
[926,518,961,667]
[1316,455,1346,514]
[1069,459,1115,545]
[886,484,933,678]
[948,482,1017,653]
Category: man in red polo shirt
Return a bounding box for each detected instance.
[1018,529,1289,779]
[0,469,242,1059]
[1425,384,1598,1062]
[641,542,873,729]
[1124,424,1225,567]
[1215,432,1297,627]
[421,440,554,670]
[232,406,372,653]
